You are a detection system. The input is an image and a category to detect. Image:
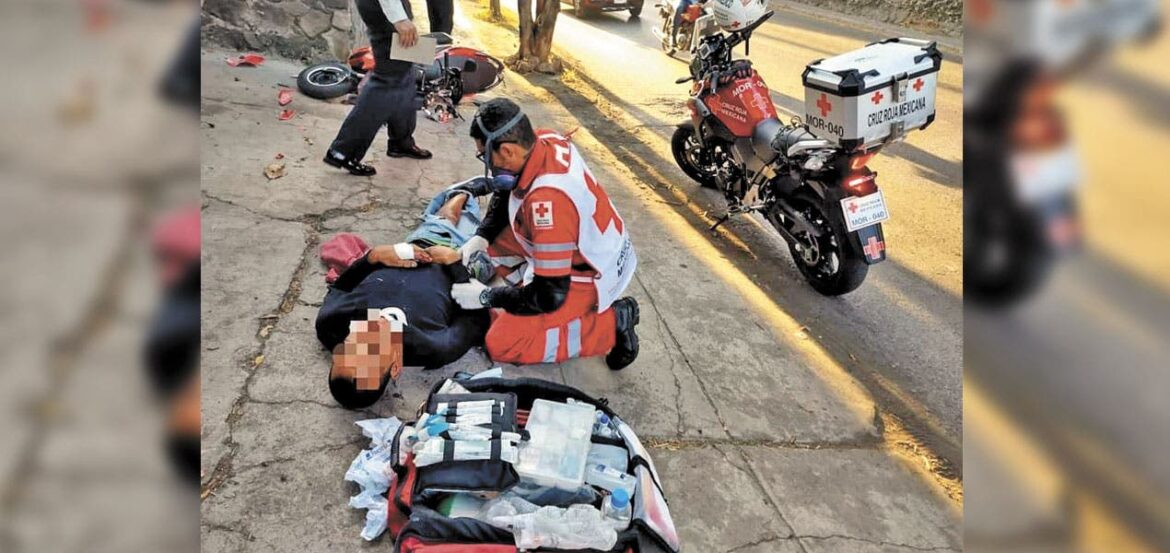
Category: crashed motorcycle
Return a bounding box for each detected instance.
[652,0,716,56]
[670,12,942,295]
[296,33,505,122]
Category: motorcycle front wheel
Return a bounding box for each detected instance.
[297,62,357,99]
[963,201,1054,307]
[773,191,868,296]
[670,125,716,188]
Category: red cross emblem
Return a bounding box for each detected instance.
[913,78,924,92]
[532,200,554,228]
[862,236,885,259]
[847,201,859,214]
[816,93,832,117]
[870,90,883,105]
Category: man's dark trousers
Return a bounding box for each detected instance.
[426,0,453,34]
[328,0,420,161]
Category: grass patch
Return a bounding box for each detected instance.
[473,3,519,28]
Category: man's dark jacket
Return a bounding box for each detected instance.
[315,257,489,369]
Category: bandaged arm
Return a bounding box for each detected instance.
[484,275,570,315]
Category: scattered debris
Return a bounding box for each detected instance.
[58,79,96,125]
[264,163,286,180]
[278,88,293,106]
[226,54,266,67]
[278,109,296,121]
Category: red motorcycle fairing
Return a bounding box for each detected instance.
[348,46,375,72]
[701,73,777,137]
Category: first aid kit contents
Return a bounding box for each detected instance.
[515,399,596,490]
[368,374,683,552]
[585,463,637,498]
[586,443,630,474]
[601,488,632,530]
[478,493,620,551]
[344,416,404,541]
[802,37,942,151]
[409,395,523,467]
[592,411,620,440]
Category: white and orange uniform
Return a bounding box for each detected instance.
[485,130,637,364]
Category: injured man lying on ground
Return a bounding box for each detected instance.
[316,183,496,409]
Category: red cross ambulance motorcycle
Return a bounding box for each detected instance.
[669,0,941,295]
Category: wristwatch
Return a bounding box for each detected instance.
[479,287,493,307]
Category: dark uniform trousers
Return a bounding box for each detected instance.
[329,0,421,161]
[426,0,453,34]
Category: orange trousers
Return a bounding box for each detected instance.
[484,237,616,365]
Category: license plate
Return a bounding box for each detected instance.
[840,191,889,232]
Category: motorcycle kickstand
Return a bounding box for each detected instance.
[709,212,732,232]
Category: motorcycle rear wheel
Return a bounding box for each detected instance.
[776,191,868,296]
[297,62,357,99]
[670,126,716,188]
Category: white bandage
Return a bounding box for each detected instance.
[379,307,408,332]
[393,242,415,261]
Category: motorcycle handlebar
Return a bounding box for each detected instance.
[675,76,693,84]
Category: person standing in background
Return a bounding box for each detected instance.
[323,0,433,176]
[426,0,453,35]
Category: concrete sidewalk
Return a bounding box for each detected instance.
[199,34,959,551]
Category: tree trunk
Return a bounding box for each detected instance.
[510,0,562,73]
[490,0,502,18]
[531,0,560,71]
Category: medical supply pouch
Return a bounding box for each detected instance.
[385,375,681,553]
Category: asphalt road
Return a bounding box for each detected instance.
[495,2,965,467]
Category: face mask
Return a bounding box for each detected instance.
[490,170,518,192]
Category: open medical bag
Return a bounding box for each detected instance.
[802,37,943,151]
[385,376,682,553]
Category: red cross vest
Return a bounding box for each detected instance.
[507,131,636,311]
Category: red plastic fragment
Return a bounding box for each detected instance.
[278,109,296,121]
[226,53,266,67]
[277,88,293,106]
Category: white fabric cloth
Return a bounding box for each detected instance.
[377,0,409,23]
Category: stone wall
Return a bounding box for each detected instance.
[780,0,962,36]
[202,0,364,62]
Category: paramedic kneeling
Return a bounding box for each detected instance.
[450,99,641,370]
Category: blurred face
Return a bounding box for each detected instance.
[476,138,529,175]
[331,318,402,390]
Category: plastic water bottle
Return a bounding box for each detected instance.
[593,411,619,439]
[601,488,632,530]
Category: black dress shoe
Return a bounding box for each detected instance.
[605,297,640,371]
[323,150,376,176]
[387,144,433,160]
